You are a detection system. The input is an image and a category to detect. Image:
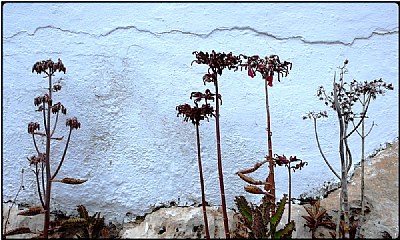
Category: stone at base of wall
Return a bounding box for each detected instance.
[120,206,236,238]
[119,204,316,239]
[2,203,49,238]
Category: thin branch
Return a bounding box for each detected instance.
[344,137,352,174]
[50,111,59,138]
[345,95,371,139]
[365,121,375,138]
[32,134,41,154]
[32,132,64,140]
[34,166,45,208]
[42,102,48,137]
[41,161,46,205]
[351,120,362,137]
[51,128,72,180]
[313,118,341,179]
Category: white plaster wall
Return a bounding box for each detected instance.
[2,3,398,223]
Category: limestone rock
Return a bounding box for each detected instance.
[120,206,238,238]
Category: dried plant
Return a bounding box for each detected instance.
[304,60,393,237]
[302,199,335,238]
[3,169,25,238]
[24,58,83,238]
[4,227,32,237]
[347,78,393,221]
[234,194,295,238]
[191,50,243,238]
[189,51,293,238]
[176,90,217,239]
[329,219,358,239]
[53,205,107,238]
[236,54,292,211]
[274,154,308,223]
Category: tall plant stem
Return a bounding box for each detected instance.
[43,73,53,238]
[333,75,350,234]
[357,94,373,240]
[195,124,210,239]
[360,94,366,217]
[265,79,276,212]
[213,74,230,239]
[287,165,291,224]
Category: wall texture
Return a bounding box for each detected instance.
[2,3,398,223]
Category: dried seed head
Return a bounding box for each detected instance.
[32,58,67,75]
[274,154,289,166]
[53,84,62,92]
[28,122,40,133]
[52,102,67,115]
[66,117,80,129]
[244,185,265,195]
[52,177,87,184]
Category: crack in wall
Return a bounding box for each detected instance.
[4,24,399,47]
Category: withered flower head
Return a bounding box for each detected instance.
[27,153,45,166]
[32,58,66,75]
[192,50,241,76]
[303,111,328,120]
[176,101,215,125]
[202,73,217,85]
[66,117,80,130]
[28,122,40,134]
[34,96,42,106]
[33,94,52,106]
[52,102,67,114]
[274,154,307,171]
[190,89,221,105]
[239,54,292,86]
[291,160,308,172]
[316,62,393,123]
[53,84,62,92]
[274,154,290,166]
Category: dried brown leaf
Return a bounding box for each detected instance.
[17,206,43,216]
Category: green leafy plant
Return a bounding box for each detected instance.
[234,194,295,238]
[24,59,85,238]
[176,89,218,239]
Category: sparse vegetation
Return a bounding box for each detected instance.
[7,59,85,238]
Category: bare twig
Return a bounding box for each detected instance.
[51,128,72,180]
[4,169,25,237]
[313,118,341,179]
